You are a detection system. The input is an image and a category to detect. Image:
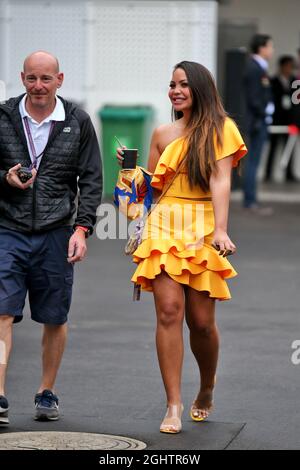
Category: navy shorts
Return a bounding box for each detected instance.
[0,226,74,324]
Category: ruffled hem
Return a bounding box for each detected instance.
[131,240,237,301]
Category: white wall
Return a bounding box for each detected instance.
[88,1,217,126]
[0,0,87,102]
[0,0,218,130]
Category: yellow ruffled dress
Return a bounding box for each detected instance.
[131,118,247,300]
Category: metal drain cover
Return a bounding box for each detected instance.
[0,432,147,450]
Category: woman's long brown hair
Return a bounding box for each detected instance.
[172,61,227,192]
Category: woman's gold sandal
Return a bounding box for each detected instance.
[160,403,184,434]
[190,377,216,422]
[190,399,213,422]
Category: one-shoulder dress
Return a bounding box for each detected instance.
[131,118,247,300]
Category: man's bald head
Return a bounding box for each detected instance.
[23,51,60,74]
[21,51,64,115]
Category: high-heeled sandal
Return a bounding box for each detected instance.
[160,403,184,434]
[190,399,213,422]
[190,377,216,422]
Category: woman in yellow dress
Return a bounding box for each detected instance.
[117,61,247,434]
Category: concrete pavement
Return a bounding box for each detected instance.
[1,196,300,450]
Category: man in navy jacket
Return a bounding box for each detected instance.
[243,34,274,212]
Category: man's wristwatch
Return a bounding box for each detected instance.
[74,225,90,238]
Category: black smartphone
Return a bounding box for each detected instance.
[122,149,138,169]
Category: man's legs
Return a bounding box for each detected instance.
[0,228,29,424]
[38,323,68,393]
[243,124,268,207]
[0,315,14,395]
[0,315,14,424]
[28,227,73,394]
[29,228,73,420]
[33,322,68,421]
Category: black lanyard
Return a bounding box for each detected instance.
[23,116,55,169]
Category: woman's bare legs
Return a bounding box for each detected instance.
[185,287,218,419]
[152,271,185,432]
[152,271,185,404]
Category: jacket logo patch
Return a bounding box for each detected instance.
[63,127,71,133]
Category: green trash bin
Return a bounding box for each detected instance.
[99,105,154,197]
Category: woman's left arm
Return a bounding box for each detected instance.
[209,155,236,257]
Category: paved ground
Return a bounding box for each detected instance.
[1,186,300,450]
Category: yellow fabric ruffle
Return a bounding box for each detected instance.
[131,117,247,300]
[151,117,247,196]
[132,237,237,300]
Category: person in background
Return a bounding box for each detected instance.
[265,55,297,182]
[243,34,274,214]
[0,51,102,425]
